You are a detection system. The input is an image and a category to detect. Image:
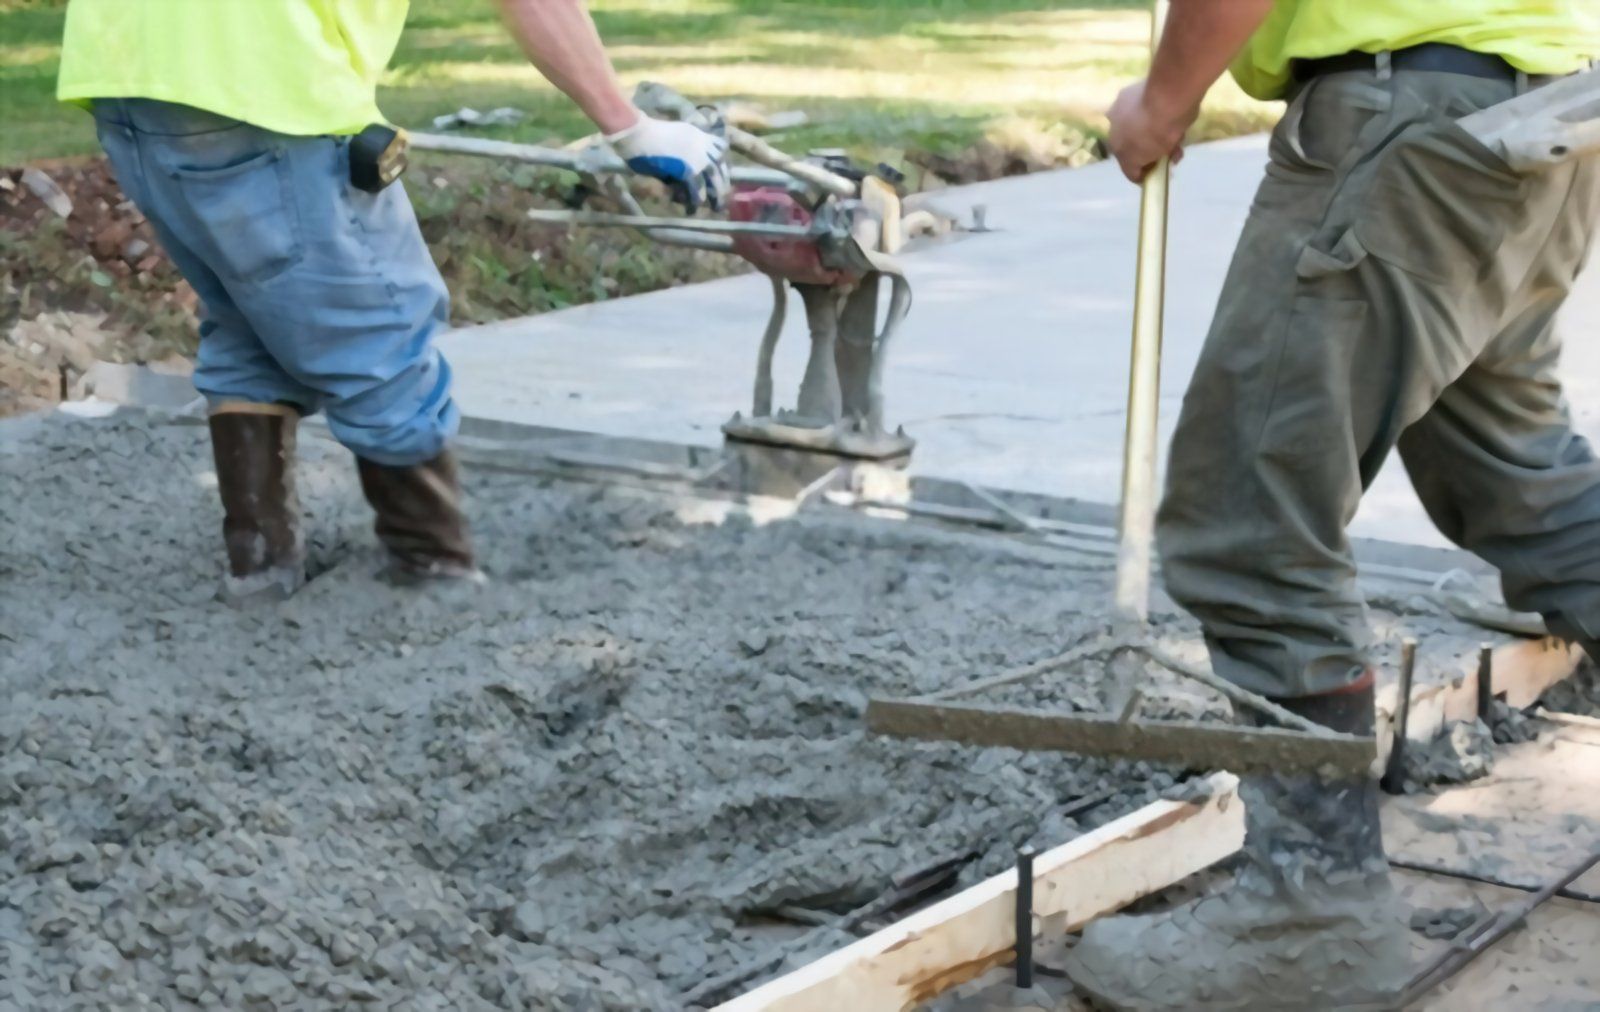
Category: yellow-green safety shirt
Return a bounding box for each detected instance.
[58,0,409,136]
[1233,0,1600,101]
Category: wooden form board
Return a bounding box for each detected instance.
[717,772,1244,1012]
[1376,637,1586,753]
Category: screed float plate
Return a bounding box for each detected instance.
[722,415,915,461]
[865,698,1378,777]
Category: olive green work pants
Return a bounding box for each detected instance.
[1159,69,1600,698]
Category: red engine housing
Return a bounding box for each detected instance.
[729,187,854,286]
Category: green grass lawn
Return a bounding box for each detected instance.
[1,0,1274,167]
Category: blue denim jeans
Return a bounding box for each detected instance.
[92,99,458,465]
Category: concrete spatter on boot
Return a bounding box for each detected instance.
[219,563,306,606]
[373,545,489,589]
[1061,776,1411,1011]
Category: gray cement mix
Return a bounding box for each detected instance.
[1393,699,1550,794]
[1392,663,1600,795]
[1541,658,1600,718]
[1398,719,1497,791]
[0,410,1563,1010]
[0,411,1179,1010]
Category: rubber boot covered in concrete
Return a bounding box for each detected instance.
[356,450,481,584]
[1061,680,1410,1010]
[208,405,306,602]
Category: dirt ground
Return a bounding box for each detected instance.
[1386,724,1600,1009]
[0,162,194,416]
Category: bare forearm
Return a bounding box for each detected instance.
[498,0,638,134]
[1143,0,1275,127]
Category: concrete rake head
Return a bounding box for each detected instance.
[865,635,1380,778]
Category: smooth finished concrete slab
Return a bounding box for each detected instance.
[439,136,1600,548]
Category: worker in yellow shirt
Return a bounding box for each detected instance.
[1066,1,1600,1006]
[57,0,728,599]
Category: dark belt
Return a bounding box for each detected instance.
[1293,42,1543,84]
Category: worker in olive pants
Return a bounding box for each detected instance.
[58,0,729,598]
[1064,1,1600,1006]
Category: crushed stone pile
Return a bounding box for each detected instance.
[0,411,1183,1010]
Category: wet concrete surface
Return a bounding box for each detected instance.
[1,409,1578,1009]
[0,411,1178,1009]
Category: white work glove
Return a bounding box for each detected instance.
[606,113,731,213]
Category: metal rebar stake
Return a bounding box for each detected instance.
[1014,845,1036,989]
[1476,643,1495,722]
[1390,856,1600,906]
[1381,638,1419,795]
[1113,0,1173,624]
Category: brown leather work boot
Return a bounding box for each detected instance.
[208,404,306,602]
[1062,674,1410,1010]
[355,450,482,584]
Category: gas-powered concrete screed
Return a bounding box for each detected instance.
[415,82,954,465]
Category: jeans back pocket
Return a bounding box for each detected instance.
[165,146,303,285]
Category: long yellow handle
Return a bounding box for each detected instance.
[1114,0,1172,624]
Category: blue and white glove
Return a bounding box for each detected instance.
[606,114,731,213]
